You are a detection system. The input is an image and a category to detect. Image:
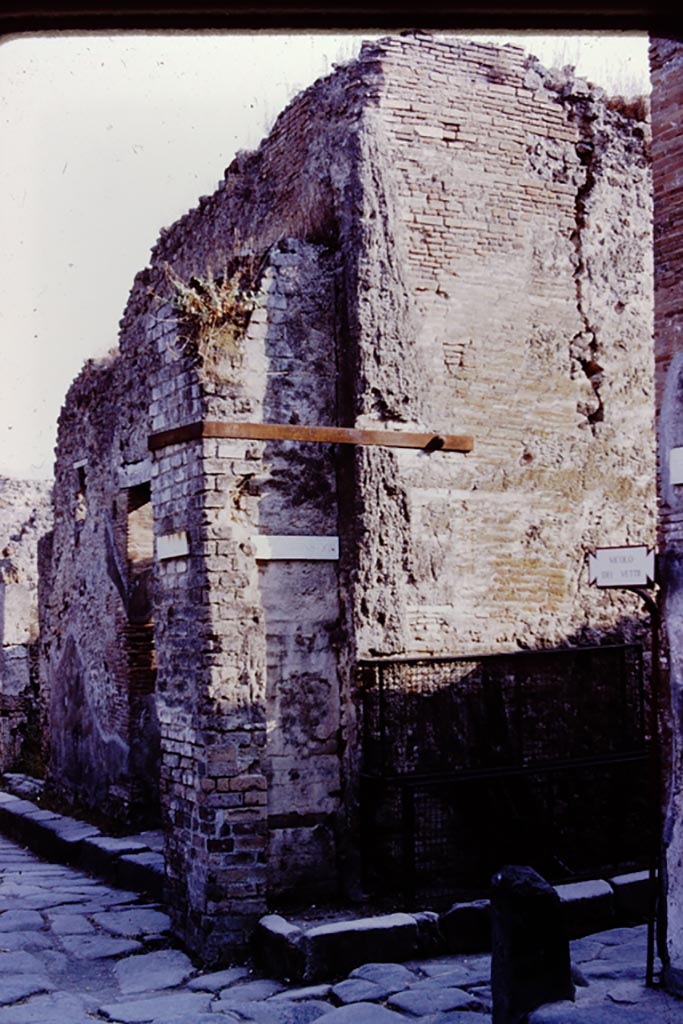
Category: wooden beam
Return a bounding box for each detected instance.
[149,420,473,453]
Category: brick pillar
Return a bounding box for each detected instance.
[190,434,269,957]
[148,304,268,961]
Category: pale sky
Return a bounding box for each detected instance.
[0,31,650,480]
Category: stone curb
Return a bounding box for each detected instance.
[0,789,165,899]
[0,783,651,982]
[255,872,651,981]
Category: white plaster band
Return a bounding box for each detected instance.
[670,447,683,486]
[252,535,339,561]
[157,531,190,561]
[119,458,152,488]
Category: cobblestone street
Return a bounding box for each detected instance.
[0,834,681,1023]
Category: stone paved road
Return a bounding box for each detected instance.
[0,835,681,1023]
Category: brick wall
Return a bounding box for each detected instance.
[348,35,654,661]
[40,357,155,821]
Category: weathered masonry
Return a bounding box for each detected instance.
[39,34,655,960]
[0,478,52,776]
[650,35,683,997]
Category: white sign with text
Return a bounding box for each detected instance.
[587,545,655,589]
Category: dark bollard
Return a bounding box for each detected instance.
[490,865,575,1024]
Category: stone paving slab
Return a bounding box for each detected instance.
[46,910,96,934]
[387,983,484,1015]
[0,991,95,1024]
[0,973,54,1005]
[99,989,213,1022]
[212,999,330,1022]
[0,831,681,1024]
[187,965,252,991]
[214,977,287,1004]
[424,1016,493,1024]
[350,963,420,989]
[0,909,43,930]
[333,977,399,1004]
[0,929,54,950]
[529,1001,679,1023]
[114,948,196,993]
[156,1017,235,1024]
[58,933,143,958]
[315,1005,408,1023]
[270,982,333,1001]
[0,950,45,973]
[92,906,172,937]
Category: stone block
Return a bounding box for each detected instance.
[114,851,166,900]
[0,796,98,863]
[413,910,444,957]
[608,870,651,925]
[491,865,574,1024]
[252,914,306,981]
[79,835,149,877]
[301,913,421,983]
[555,878,616,938]
[2,773,44,799]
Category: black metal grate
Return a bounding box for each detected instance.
[359,645,651,904]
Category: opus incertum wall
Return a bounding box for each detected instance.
[0,478,52,775]
[40,34,654,961]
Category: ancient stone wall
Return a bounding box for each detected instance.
[43,33,655,962]
[345,35,655,660]
[142,240,343,954]
[39,355,161,823]
[650,34,683,997]
[0,478,52,774]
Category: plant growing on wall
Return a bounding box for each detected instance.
[163,254,264,377]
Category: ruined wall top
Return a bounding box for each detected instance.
[0,477,52,586]
[114,33,649,357]
[0,476,52,651]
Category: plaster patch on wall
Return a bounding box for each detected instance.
[119,459,152,489]
[157,531,190,561]
[252,535,339,561]
[670,447,683,486]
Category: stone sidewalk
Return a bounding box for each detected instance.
[0,834,682,1023]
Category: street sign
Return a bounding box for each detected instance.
[587,545,655,589]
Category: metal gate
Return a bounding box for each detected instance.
[358,645,651,904]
